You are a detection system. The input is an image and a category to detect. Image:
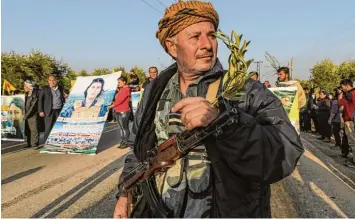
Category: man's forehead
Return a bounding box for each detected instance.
[183,22,215,34]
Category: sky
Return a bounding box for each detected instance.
[2,0,355,83]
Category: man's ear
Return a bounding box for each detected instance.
[165,37,177,59]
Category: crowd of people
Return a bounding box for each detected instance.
[298,79,355,167]
[3,67,159,150]
[248,69,355,167]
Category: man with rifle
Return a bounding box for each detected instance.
[114,1,304,218]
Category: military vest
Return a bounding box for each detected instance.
[153,72,212,217]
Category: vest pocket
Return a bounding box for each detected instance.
[186,161,211,194]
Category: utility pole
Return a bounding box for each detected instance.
[290,57,294,79]
[253,61,263,80]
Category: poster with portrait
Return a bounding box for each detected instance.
[268,87,300,133]
[1,95,26,141]
[41,72,121,154]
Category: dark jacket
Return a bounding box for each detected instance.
[120,61,304,218]
[316,98,331,137]
[38,85,65,116]
[24,89,39,119]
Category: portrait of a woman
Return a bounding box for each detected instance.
[60,78,107,119]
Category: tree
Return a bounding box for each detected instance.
[1,50,69,91]
[113,66,126,74]
[77,69,89,77]
[311,59,340,92]
[295,78,312,89]
[129,66,147,85]
[62,69,77,90]
[91,68,111,76]
[264,51,281,73]
[338,60,355,80]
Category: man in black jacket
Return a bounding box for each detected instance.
[114,1,304,218]
[142,66,158,89]
[24,80,40,148]
[38,75,65,143]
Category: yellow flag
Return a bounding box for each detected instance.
[2,80,17,94]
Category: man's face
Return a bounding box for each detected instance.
[149,68,158,79]
[48,76,57,88]
[24,84,30,92]
[278,71,288,82]
[251,74,258,80]
[264,81,270,87]
[169,22,217,74]
[341,84,351,92]
[319,92,326,99]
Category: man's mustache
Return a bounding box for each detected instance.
[196,53,213,59]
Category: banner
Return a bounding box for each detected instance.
[269,87,300,133]
[1,95,26,141]
[41,72,121,154]
[131,91,140,115]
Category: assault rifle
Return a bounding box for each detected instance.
[118,107,239,217]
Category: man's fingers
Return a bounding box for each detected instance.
[171,97,205,113]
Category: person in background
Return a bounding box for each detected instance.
[109,85,120,123]
[329,87,342,148]
[38,75,65,143]
[23,80,39,148]
[63,89,70,102]
[310,88,319,133]
[128,73,140,92]
[248,71,259,81]
[264,80,271,88]
[338,79,355,166]
[316,90,331,142]
[301,87,312,132]
[274,67,306,110]
[109,76,131,149]
[142,66,158,89]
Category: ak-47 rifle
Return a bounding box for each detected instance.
[119,30,254,217]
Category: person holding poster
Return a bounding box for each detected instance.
[42,72,120,154]
[109,76,131,148]
[60,78,107,119]
[274,67,306,110]
[38,75,65,142]
[2,97,25,140]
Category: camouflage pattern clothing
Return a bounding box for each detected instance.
[154,72,213,218]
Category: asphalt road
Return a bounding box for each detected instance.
[1,124,355,218]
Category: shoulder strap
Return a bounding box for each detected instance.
[206,78,221,104]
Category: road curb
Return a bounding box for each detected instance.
[301,137,355,187]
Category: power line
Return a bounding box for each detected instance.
[140,0,162,14]
[156,0,167,7]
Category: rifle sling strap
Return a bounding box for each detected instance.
[206,78,221,105]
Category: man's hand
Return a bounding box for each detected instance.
[113,197,128,218]
[39,112,45,117]
[172,97,219,130]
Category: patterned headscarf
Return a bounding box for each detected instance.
[156,0,219,52]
